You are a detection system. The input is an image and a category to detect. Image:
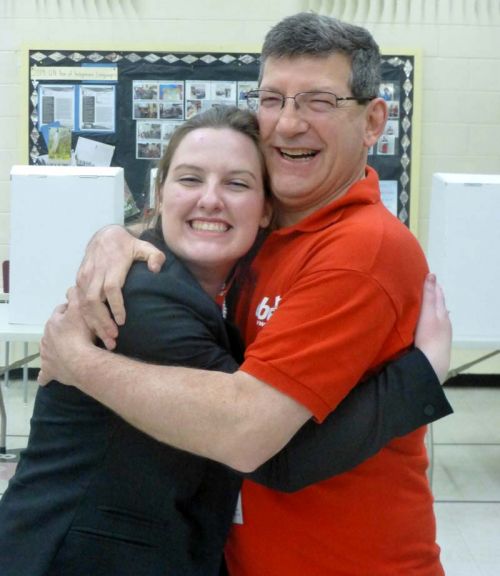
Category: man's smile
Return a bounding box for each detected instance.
[278,147,319,160]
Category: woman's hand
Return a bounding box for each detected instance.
[415,274,452,384]
[75,225,165,349]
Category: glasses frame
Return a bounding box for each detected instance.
[245,89,375,113]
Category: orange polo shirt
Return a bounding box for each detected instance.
[225,168,443,576]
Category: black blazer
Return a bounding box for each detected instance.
[0,242,452,576]
[0,248,243,576]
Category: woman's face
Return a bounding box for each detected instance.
[161,127,270,286]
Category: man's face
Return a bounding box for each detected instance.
[258,53,381,226]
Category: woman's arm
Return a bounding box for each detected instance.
[248,348,452,492]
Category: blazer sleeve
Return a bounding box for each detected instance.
[247,348,453,492]
[116,260,239,374]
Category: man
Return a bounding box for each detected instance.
[40,13,449,575]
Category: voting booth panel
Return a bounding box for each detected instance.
[427,173,500,348]
[9,166,124,325]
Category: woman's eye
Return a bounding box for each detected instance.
[178,176,201,185]
[228,180,250,189]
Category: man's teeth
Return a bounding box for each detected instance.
[190,220,229,232]
[280,148,317,159]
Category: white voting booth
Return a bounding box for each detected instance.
[427,173,500,349]
[9,166,124,325]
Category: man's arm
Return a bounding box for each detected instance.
[117,259,453,492]
[39,276,451,475]
[40,318,309,473]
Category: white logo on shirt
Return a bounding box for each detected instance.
[255,295,282,327]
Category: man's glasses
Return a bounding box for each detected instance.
[245,89,374,114]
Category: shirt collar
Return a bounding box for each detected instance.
[273,166,380,236]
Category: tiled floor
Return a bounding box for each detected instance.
[1,380,500,575]
[431,387,500,576]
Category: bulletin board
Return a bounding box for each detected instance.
[26,48,418,228]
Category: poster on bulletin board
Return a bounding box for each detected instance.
[27,48,417,228]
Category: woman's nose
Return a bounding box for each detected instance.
[197,182,224,210]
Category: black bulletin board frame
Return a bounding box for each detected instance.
[27,48,418,229]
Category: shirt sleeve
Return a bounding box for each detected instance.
[241,270,401,420]
[247,348,453,492]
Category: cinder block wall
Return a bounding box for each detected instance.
[1,0,499,372]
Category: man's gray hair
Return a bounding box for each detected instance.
[260,12,381,99]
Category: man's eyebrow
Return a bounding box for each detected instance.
[258,85,282,93]
[259,85,340,93]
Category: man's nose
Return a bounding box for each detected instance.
[274,100,309,137]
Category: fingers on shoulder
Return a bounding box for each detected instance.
[134,239,166,272]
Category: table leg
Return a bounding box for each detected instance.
[0,382,6,454]
[23,342,29,404]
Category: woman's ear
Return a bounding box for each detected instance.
[363,98,388,148]
[259,198,274,229]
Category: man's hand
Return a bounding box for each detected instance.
[415,273,452,384]
[76,225,165,350]
[38,288,95,386]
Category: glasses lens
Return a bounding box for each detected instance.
[247,90,286,112]
[299,92,338,113]
[258,91,284,110]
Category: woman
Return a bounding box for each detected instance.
[0,106,451,575]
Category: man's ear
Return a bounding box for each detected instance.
[363,98,388,148]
